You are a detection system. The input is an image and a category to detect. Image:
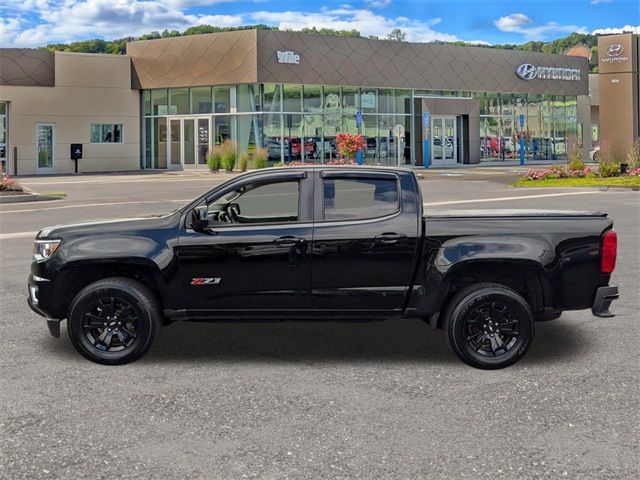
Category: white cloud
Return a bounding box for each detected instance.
[250,7,460,42]
[1,0,244,47]
[495,12,587,39]
[1,1,485,48]
[465,40,491,46]
[0,17,24,46]
[593,25,640,34]
[495,13,532,32]
[590,0,611,4]
[365,0,392,8]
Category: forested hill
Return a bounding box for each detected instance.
[42,26,601,71]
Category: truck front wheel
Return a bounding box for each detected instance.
[67,277,161,365]
[444,283,534,369]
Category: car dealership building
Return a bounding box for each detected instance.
[1,30,637,175]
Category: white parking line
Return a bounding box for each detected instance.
[19,175,222,186]
[0,231,38,240]
[0,199,191,214]
[424,190,604,206]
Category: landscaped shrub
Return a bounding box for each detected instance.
[276,159,358,168]
[595,142,620,177]
[567,137,585,171]
[521,165,592,181]
[627,140,640,169]
[597,142,613,164]
[253,147,268,169]
[0,173,22,192]
[238,152,249,172]
[598,160,620,178]
[335,133,365,161]
[220,140,237,172]
[206,148,222,172]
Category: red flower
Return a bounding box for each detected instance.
[335,133,365,159]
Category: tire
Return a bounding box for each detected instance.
[593,151,600,163]
[444,283,534,370]
[67,277,161,365]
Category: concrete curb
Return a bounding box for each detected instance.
[0,192,65,204]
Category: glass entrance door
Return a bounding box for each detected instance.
[431,116,457,165]
[167,117,210,169]
[36,123,55,174]
[169,118,181,169]
[197,118,210,166]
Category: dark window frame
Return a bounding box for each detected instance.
[199,177,306,229]
[319,174,401,222]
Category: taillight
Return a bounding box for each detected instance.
[601,229,617,274]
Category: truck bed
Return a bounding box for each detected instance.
[426,209,608,219]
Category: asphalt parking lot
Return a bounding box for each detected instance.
[1,168,638,479]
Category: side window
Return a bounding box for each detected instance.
[91,124,123,143]
[323,177,399,221]
[208,180,299,224]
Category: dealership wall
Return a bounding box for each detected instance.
[1,51,139,175]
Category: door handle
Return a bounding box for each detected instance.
[375,233,407,245]
[274,236,306,247]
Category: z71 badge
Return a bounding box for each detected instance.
[190,277,222,285]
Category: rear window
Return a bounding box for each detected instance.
[323,177,399,221]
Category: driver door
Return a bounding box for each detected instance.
[177,172,314,316]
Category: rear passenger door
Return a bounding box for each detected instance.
[311,170,420,314]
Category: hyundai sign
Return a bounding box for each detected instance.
[516,63,581,81]
[601,44,629,64]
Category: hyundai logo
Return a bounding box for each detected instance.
[516,64,537,80]
[605,44,624,57]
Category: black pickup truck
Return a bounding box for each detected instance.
[28,167,619,369]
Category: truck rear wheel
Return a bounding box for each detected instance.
[444,283,534,369]
[67,277,161,365]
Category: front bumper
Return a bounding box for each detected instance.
[592,285,619,318]
[28,275,62,338]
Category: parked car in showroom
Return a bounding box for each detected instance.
[29,167,618,369]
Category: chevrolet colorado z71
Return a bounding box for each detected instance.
[28,167,619,369]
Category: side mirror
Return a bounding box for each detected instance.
[191,205,209,230]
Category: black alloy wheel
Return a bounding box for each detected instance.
[67,278,160,365]
[463,301,520,357]
[82,297,139,352]
[445,283,534,369]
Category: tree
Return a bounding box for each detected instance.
[387,28,406,42]
[40,24,600,74]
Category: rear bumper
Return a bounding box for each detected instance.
[592,285,619,318]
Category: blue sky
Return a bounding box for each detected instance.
[0,0,637,48]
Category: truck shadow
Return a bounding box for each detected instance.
[40,318,590,365]
[138,318,589,365]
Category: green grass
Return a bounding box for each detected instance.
[515,176,640,188]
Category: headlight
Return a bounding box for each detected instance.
[33,239,61,262]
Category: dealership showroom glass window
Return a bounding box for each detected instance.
[0,102,7,171]
[141,85,578,168]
